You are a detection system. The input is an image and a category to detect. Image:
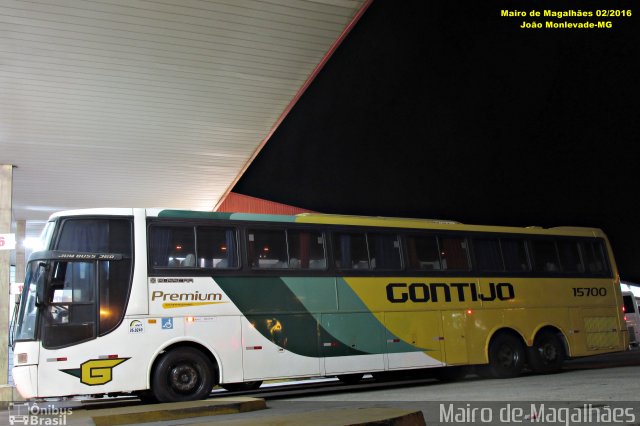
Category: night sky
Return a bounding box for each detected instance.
[234,1,640,281]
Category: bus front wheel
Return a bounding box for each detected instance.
[527,331,565,374]
[484,333,525,379]
[151,347,215,402]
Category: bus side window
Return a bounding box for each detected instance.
[248,229,288,269]
[473,238,503,271]
[334,232,369,270]
[582,240,607,273]
[500,239,530,272]
[367,233,402,270]
[197,227,238,268]
[287,230,326,269]
[531,240,560,272]
[406,234,441,270]
[558,240,584,273]
[149,226,196,267]
[439,236,470,270]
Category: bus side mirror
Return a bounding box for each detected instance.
[35,262,47,308]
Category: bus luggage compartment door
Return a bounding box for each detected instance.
[441,310,468,365]
[241,315,321,380]
[384,311,444,369]
[321,312,385,374]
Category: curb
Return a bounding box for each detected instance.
[188,407,426,426]
[89,397,266,426]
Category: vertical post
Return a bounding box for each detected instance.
[0,165,12,382]
[0,165,13,405]
[15,221,26,286]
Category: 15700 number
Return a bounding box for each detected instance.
[572,287,607,297]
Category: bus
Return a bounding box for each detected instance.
[11,208,628,402]
[622,291,640,347]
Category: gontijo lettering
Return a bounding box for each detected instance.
[151,290,223,302]
[386,282,515,303]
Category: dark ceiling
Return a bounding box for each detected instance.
[235,0,640,281]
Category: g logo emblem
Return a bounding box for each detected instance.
[61,358,129,386]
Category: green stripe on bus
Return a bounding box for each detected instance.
[215,276,429,357]
[157,210,297,223]
[228,213,296,222]
[333,277,429,353]
[282,277,425,354]
[157,210,233,220]
[215,277,366,357]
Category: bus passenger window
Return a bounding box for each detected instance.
[558,241,584,273]
[149,226,196,267]
[248,230,289,269]
[532,240,560,272]
[439,237,470,270]
[406,235,441,270]
[197,227,238,269]
[582,241,607,273]
[334,233,369,270]
[368,233,402,270]
[287,230,326,269]
[473,238,502,271]
[501,239,530,272]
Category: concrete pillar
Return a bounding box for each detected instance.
[0,165,14,404]
[15,221,26,286]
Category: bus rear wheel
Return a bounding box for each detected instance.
[527,331,565,374]
[151,347,215,402]
[483,333,525,379]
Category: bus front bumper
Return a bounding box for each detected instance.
[12,365,38,399]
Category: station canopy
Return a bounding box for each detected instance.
[0,0,368,238]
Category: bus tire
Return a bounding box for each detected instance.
[221,381,263,392]
[485,333,525,379]
[337,373,364,385]
[527,330,565,374]
[151,347,215,402]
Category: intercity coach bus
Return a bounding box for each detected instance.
[12,208,628,402]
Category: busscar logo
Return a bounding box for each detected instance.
[60,358,129,386]
[386,282,515,303]
[150,278,194,284]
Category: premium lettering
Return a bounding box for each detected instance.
[151,290,222,302]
